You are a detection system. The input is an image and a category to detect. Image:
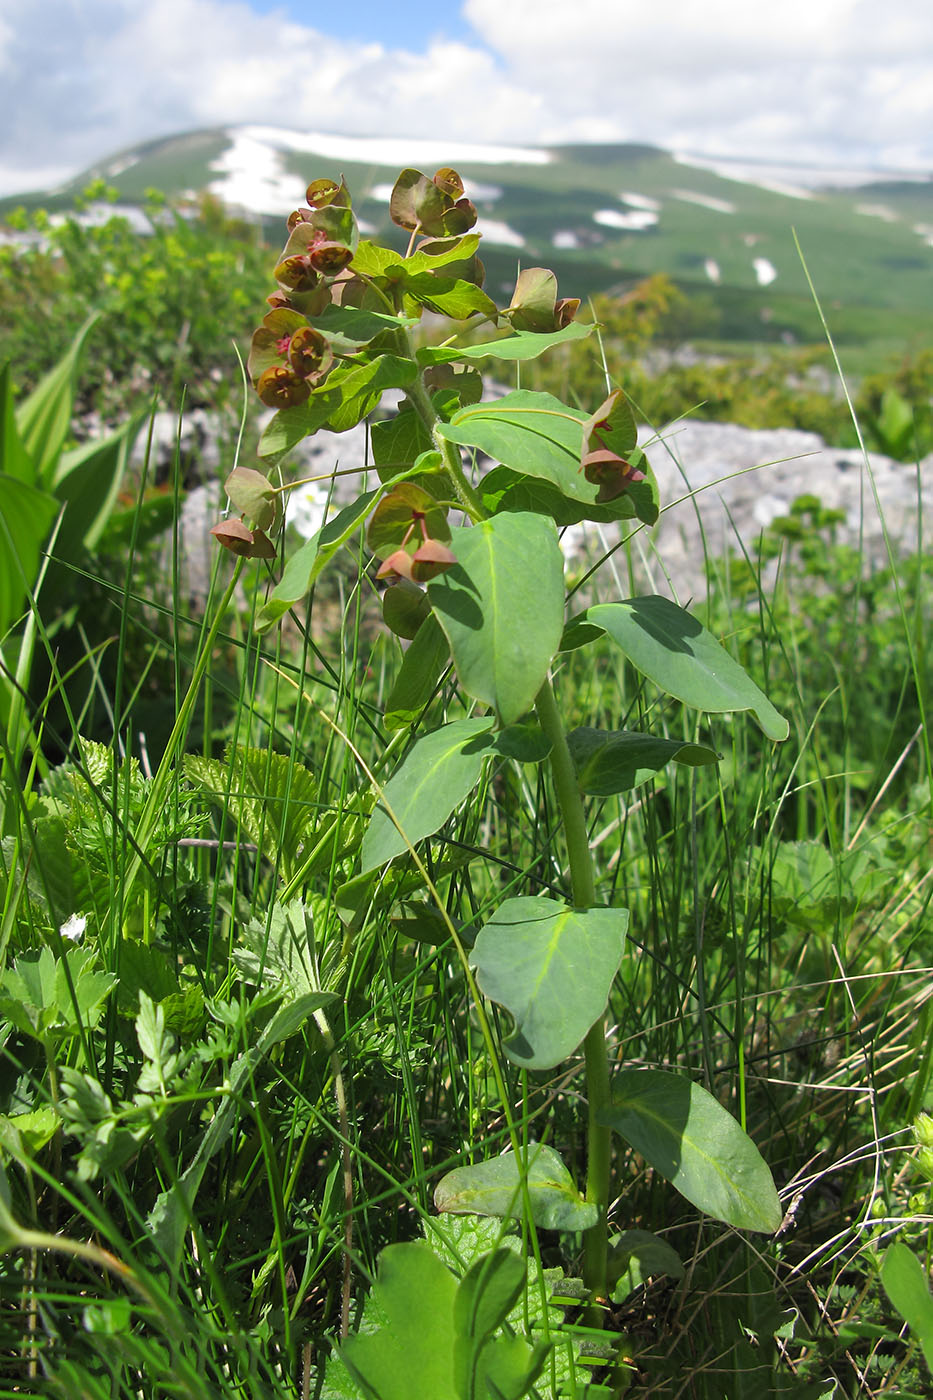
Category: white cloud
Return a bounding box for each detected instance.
[464,0,933,168]
[0,0,930,198]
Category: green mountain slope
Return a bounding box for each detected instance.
[3,126,931,346]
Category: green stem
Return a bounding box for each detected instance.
[399,350,486,521]
[534,679,611,1315]
[405,340,612,1308]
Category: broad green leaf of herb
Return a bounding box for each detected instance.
[360,717,494,873]
[184,744,317,882]
[587,596,790,741]
[599,1070,782,1234]
[471,896,628,1069]
[427,512,565,726]
[435,1142,597,1232]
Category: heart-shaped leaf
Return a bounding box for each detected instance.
[471,896,628,1068]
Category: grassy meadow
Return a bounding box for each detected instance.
[0,185,931,1399]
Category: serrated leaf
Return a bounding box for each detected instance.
[135,991,170,1066]
[427,513,564,726]
[435,1143,597,1232]
[233,899,318,998]
[566,727,719,795]
[184,744,317,881]
[587,596,790,741]
[360,717,493,873]
[599,1070,782,1233]
[471,896,628,1068]
[160,984,204,1037]
[115,940,178,1015]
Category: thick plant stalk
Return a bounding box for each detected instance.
[413,361,613,1309]
[535,679,612,1311]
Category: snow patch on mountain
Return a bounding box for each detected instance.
[670,188,736,214]
[593,207,659,231]
[476,218,524,246]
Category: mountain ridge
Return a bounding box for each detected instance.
[3,125,931,346]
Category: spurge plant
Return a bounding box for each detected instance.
[212,164,791,1396]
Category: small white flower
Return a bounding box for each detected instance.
[60,913,87,942]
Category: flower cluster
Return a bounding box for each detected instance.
[368,482,456,585]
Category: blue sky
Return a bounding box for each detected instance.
[0,0,930,197]
[247,0,480,48]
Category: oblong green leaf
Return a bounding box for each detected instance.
[567,727,720,795]
[427,512,564,726]
[588,596,789,741]
[434,1143,597,1232]
[16,313,100,484]
[0,363,33,483]
[480,461,659,528]
[437,391,596,505]
[471,895,628,1069]
[599,1070,782,1234]
[881,1242,933,1374]
[879,1248,930,1366]
[255,489,378,633]
[0,472,59,637]
[417,320,594,366]
[360,717,494,873]
[384,613,450,730]
[52,411,145,557]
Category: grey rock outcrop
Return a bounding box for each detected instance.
[171,418,930,608]
[633,422,929,600]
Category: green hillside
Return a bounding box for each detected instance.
[2,127,931,349]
